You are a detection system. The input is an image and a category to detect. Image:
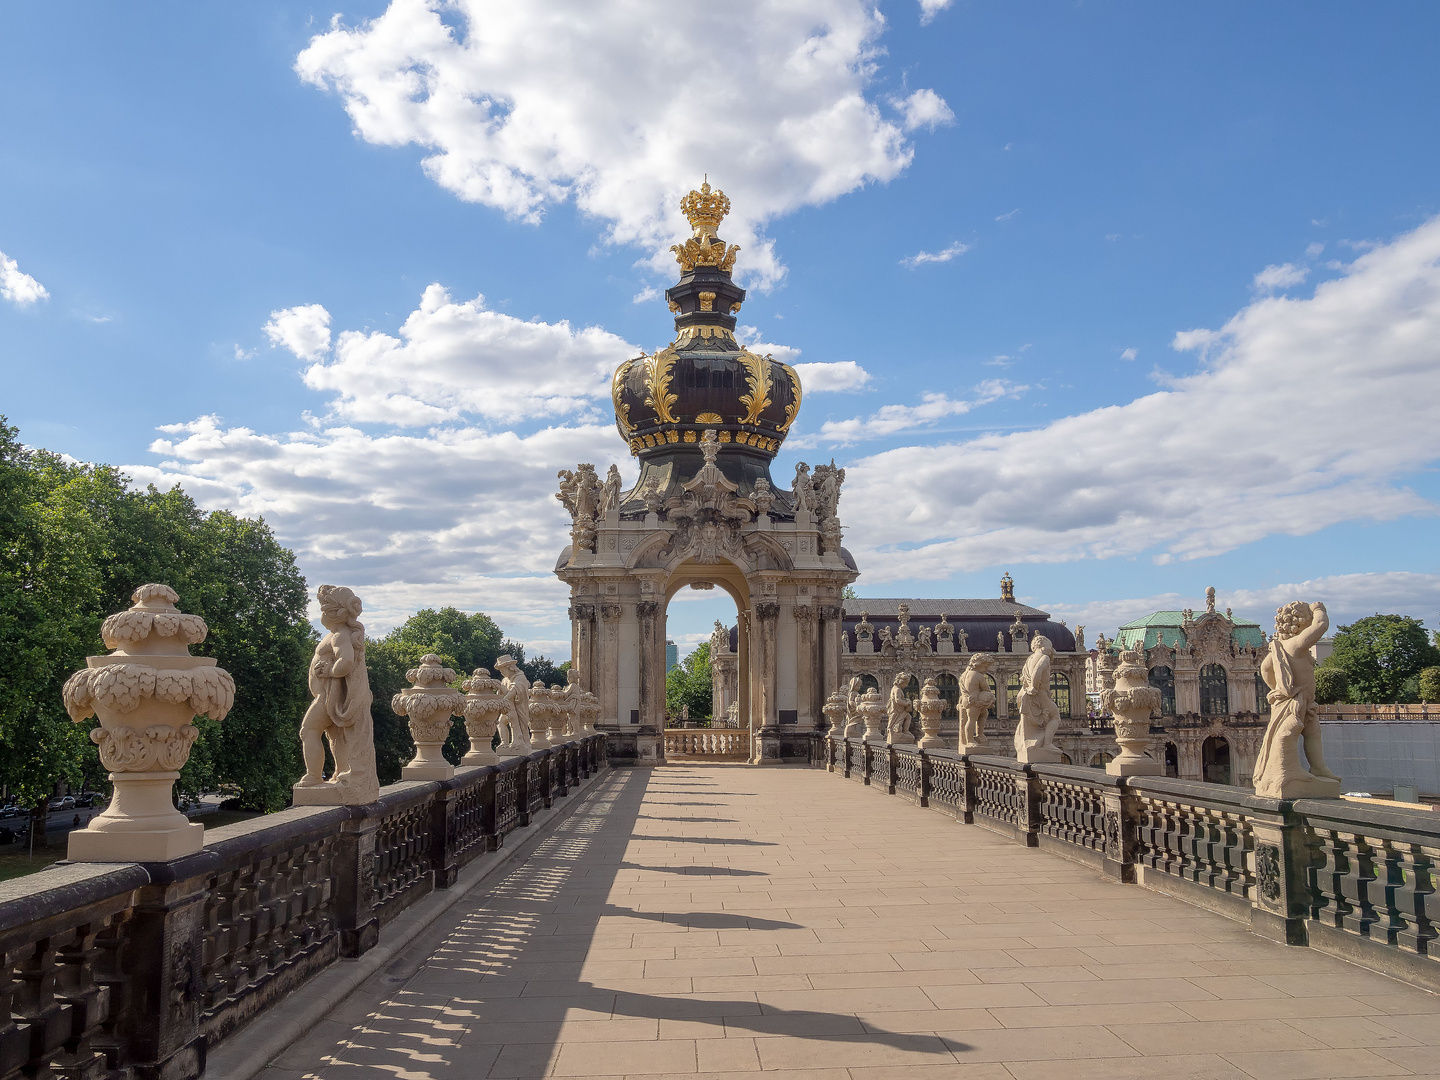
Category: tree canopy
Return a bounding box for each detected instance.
[0,418,313,821]
[1321,614,1440,704]
[665,641,713,722]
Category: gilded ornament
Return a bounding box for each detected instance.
[778,362,803,433]
[612,359,635,439]
[643,346,679,425]
[695,411,724,424]
[683,430,697,442]
[699,291,716,312]
[718,431,732,442]
[736,349,772,425]
[730,302,742,314]
[680,180,731,237]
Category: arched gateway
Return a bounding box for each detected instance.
[553,181,858,763]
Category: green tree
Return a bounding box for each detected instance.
[1314,664,1350,705]
[1327,615,1440,704]
[665,641,713,722]
[1420,667,1440,704]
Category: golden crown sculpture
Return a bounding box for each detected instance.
[672,179,740,273]
[680,178,730,238]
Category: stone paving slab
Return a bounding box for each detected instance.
[266,765,1440,1080]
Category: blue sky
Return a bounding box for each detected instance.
[3,1,1439,659]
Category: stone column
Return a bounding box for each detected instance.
[737,610,752,735]
[570,602,596,693]
[754,601,782,762]
[819,604,842,702]
[598,603,622,728]
[793,603,816,730]
[637,599,660,729]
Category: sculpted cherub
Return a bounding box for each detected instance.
[296,585,378,800]
[1253,601,1341,798]
[495,653,533,753]
[886,671,915,745]
[958,651,996,751]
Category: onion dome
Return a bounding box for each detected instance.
[612,181,801,497]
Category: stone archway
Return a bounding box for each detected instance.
[1203,735,1232,785]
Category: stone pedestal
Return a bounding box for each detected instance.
[1016,744,1064,764]
[68,771,203,862]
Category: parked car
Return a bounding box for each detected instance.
[0,803,20,819]
[75,793,99,808]
[48,795,76,811]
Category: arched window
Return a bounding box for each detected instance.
[1059,752,1073,765]
[905,675,921,712]
[985,674,997,719]
[858,674,880,695]
[1255,673,1271,715]
[1007,673,1022,717]
[1090,751,1113,768]
[1148,666,1176,717]
[936,673,960,720]
[1050,673,1071,719]
[1200,665,1229,716]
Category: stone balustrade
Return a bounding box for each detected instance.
[662,728,748,759]
[817,732,1440,994]
[0,735,605,1080]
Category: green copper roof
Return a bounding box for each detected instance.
[1113,609,1266,651]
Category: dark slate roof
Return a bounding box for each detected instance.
[843,598,1051,619]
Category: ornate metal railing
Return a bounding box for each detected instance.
[662,729,748,758]
[815,733,1440,995]
[0,734,606,1080]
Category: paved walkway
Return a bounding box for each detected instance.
[268,766,1440,1080]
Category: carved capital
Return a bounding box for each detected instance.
[637,600,661,620]
[792,604,815,621]
[600,604,623,622]
[756,601,781,621]
[571,603,596,621]
[819,604,843,621]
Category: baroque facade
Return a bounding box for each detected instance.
[1088,587,1270,784]
[554,182,857,764]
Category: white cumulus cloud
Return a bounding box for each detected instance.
[840,216,1440,581]
[264,303,332,360]
[1252,262,1309,293]
[808,380,1027,445]
[296,0,948,289]
[896,88,955,132]
[918,0,954,24]
[901,241,968,268]
[793,360,872,392]
[0,249,49,306]
[299,284,637,426]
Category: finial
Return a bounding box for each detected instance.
[1000,571,1015,603]
[679,179,731,239]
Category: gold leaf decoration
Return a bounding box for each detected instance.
[736,350,772,426]
[778,362,802,433]
[644,346,679,424]
[612,359,635,438]
[696,412,724,424]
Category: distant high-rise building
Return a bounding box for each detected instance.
[666,639,678,672]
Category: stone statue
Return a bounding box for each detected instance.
[1101,647,1162,776]
[955,626,968,652]
[495,653,533,754]
[1014,635,1062,763]
[62,584,235,861]
[916,677,945,750]
[1254,601,1341,799]
[879,626,894,649]
[294,585,380,805]
[998,631,1006,652]
[752,477,775,517]
[917,625,933,652]
[710,618,729,656]
[392,654,463,781]
[958,652,995,753]
[886,672,915,745]
[896,603,913,644]
[1075,625,1085,651]
[557,464,602,553]
[844,676,865,738]
[600,464,622,511]
[792,462,815,515]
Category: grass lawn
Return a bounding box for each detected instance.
[0,848,65,883]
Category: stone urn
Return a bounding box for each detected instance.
[577,689,600,735]
[393,654,463,780]
[61,584,234,862]
[822,690,847,739]
[528,688,554,750]
[917,677,946,750]
[860,688,886,743]
[1101,646,1163,776]
[460,667,505,766]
